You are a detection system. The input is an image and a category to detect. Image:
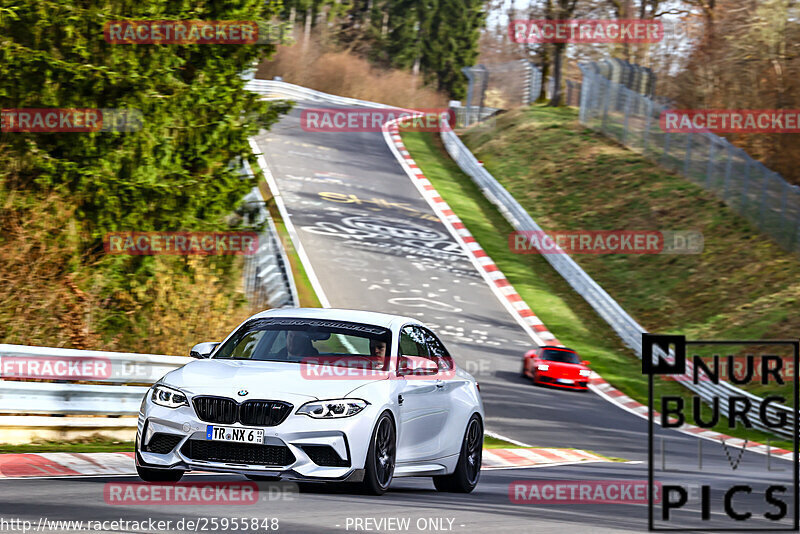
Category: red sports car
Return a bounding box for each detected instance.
[521,346,592,390]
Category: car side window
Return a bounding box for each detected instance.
[420,327,453,370]
[399,325,428,357]
[226,330,267,359]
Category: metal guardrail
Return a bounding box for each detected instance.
[242,183,298,309]
[0,381,149,415]
[439,125,795,440]
[0,344,185,417]
[0,344,186,385]
[245,79,397,110]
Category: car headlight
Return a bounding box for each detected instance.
[579,369,592,377]
[150,385,188,409]
[537,364,549,371]
[296,399,369,419]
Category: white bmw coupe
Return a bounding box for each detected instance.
[136,308,484,494]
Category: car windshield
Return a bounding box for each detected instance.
[213,317,392,370]
[541,349,581,364]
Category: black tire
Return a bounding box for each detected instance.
[521,360,527,378]
[136,463,184,482]
[433,414,482,493]
[359,412,396,495]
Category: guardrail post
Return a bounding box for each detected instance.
[683,132,693,178]
[462,66,475,128]
[757,166,770,228]
[705,137,716,188]
[780,179,789,245]
[601,79,611,134]
[722,144,734,202]
[740,159,752,213]
[642,99,653,154]
[622,90,632,144]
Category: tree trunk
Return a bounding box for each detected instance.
[303,7,312,48]
[548,42,564,106]
[381,11,389,38]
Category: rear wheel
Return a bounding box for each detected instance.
[359,412,395,495]
[433,414,482,493]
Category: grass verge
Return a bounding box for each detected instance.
[259,181,322,308]
[0,436,134,454]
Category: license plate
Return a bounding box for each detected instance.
[206,425,264,444]
[557,378,574,384]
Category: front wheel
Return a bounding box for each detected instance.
[359,412,396,495]
[433,414,482,493]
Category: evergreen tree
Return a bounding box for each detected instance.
[385,0,484,98]
[0,0,291,237]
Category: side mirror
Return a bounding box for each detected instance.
[190,342,220,359]
[582,360,590,366]
[398,355,438,376]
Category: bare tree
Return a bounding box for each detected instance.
[548,0,581,106]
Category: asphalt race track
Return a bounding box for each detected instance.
[1,100,794,533]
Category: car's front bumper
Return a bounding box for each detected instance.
[533,374,589,390]
[137,398,379,481]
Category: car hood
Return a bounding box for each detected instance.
[161,359,388,402]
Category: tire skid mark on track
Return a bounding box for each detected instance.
[381,119,795,464]
[381,123,559,348]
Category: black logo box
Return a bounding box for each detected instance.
[643,334,799,532]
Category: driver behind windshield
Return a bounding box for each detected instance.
[286,330,319,358]
[367,339,388,370]
[369,339,387,358]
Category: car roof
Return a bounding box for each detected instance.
[247,307,421,330]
